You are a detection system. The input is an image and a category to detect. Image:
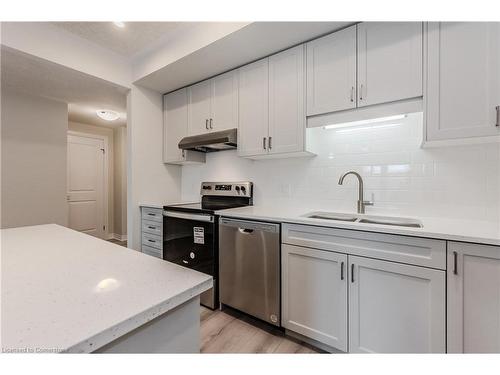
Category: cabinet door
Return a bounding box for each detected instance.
[211,70,238,132]
[425,22,500,141]
[349,255,445,353]
[282,244,348,352]
[187,79,211,135]
[448,242,500,353]
[163,88,187,163]
[268,45,306,155]
[306,25,357,116]
[237,58,269,157]
[357,22,423,107]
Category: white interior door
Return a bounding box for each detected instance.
[67,134,105,238]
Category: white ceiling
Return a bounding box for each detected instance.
[1,46,128,127]
[51,22,193,58]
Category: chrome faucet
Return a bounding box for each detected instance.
[338,171,374,214]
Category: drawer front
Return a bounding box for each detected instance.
[142,244,163,259]
[142,219,162,236]
[141,207,163,223]
[282,224,446,269]
[142,232,163,250]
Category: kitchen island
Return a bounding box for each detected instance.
[1,224,212,353]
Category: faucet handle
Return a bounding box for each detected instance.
[364,193,375,206]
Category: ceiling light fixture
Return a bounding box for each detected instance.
[113,22,125,28]
[323,114,407,130]
[96,110,120,121]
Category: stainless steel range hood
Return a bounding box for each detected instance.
[178,128,237,152]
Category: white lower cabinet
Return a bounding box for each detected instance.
[281,224,446,353]
[447,242,500,353]
[348,255,446,353]
[282,244,348,351]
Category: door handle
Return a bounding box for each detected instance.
[263,137,266,150]
[182,260,189,264]
[210,118,213,129]
[148,226,156,229]
[453,251,458,275]
[340,261,344,280]
[496,106,499,127]
[205,119,209,130]
[268,136,272,150]
[351,264,355,283]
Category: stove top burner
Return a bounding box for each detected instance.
[164,181,253,214]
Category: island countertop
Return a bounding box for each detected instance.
[1,224,212,353]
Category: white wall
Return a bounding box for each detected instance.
[182,113,500,222]
[1,89,68,228]
[127,85,181,250]
[113,126,127,238]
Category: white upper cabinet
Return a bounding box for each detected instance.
[268,45,306,155]
[447,242,500,353]
[425,22,500,143]
[306,25,357,116]
[188,80,212,135]
[210,71,239,132]
[163,89,205,165]
[237,58,269,157]
[349,256,445,353]
[357,22,423,107]
[188,71,239,136]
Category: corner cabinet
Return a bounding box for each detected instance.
[447,242,500,353]
[163,88,205,165]
[238,45,313,159]
[188,70,238,136]
[424,22,500,144]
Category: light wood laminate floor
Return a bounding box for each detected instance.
[200,306,322,353]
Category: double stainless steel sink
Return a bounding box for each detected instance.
[304,211,423,228]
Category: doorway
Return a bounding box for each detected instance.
[67,132,108,238]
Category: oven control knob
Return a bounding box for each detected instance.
[235,186,240,191]
[202,185,211,190]
[190,252,195,259]
[240,186,246,193]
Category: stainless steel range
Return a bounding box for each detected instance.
[162,181,253,309]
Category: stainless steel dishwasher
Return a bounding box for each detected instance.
[219,217,281,326]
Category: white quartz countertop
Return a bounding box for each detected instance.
[1,224,212,353]
[216,205,500,246]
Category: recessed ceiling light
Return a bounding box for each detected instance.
[113,22,125,28]
[96,110,120,121]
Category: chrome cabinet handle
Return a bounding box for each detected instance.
[350,86,355,103]
[238,228,254,234]
[263,137,266,150]
[496,106,499,127]
[148,226,156,229]
[205,119,209,130]
[182,150,185,158]
[359,84,364,101]
[210,118,213,129]
[453,251,458,275]
[340,261,345,280]
[351,264,355,283]
[268,136,272,150]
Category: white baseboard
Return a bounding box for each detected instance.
[109,233,128,241]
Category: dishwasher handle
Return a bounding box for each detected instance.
[220,217,279,233]
[238,228,254,234]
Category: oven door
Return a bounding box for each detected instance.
[163,210,217,308]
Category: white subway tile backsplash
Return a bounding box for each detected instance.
[181,112,500,222]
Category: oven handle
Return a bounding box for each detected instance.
[163,210,214,223]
